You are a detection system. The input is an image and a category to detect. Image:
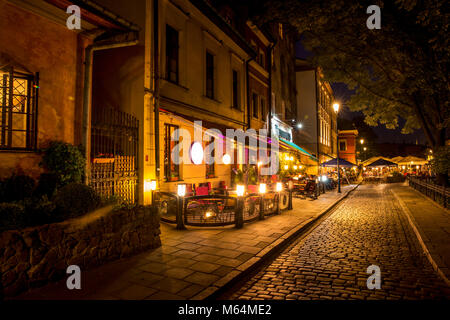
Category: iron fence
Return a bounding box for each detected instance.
[156,191,283,227]
[90,107,139,203]
[408,177,449,208]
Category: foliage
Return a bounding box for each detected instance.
[430,146,450,176]
[40,141,85,186]
[0,203,26,231]
[247,166,258,185]
[253,0,448,151]
[1,175,35,203]
[233,169,244,185]
[18,196,56,227]
[34,173,59,199]
[53,183,101,221]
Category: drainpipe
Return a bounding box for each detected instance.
[82,36,139,184]
[245,56,255,130]
[154,0,161,182]
[267,42,275,138]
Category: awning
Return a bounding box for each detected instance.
[321,158,356,167]
[279,138,318,162]
[366,158,398,167]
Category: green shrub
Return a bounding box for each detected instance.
[53,183,101,221]
[0,203,26,231]
[21,196,56,226]
[40,141,85,186]
[34,173,59,198]
[2,175,36,202]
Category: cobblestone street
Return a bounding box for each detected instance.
[229,184,450,300]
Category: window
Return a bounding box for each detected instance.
[205,51,214,99]
[339,140,347,151]
[259,50,265,69]
[164,124,180,181]
[205,137,215,178]
[252,93,258,118]
[260,98,266,120]
[0,69,38,150]
[231,70,239,109]
[166,25,179,83]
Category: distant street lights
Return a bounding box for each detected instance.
[333,103,341,193]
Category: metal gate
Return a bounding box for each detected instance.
[90,107,139,203]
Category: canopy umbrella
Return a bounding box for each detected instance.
[366,158,398,167]
[321,158,356,168]
[390,156,405,163]
[396,156,428,166]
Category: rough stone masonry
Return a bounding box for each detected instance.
[0,205,161,297]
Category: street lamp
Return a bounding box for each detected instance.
[287,180,294,210]
[360,139,364,144]
[235,184,245,228]
[259,183,266,220]
[276,182,282,215]
[333,103,341,193]
[176,183,187,230]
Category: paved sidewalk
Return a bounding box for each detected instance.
[391,183,450,284]
[14,184,357,300]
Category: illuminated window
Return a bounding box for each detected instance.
[164,124,180,181]
[205,137,215,178]
[0,69,38,150]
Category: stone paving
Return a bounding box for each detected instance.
[228,183,450,300]
[391,184,450,282]
[13,185,356,300]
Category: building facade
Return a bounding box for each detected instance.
[295,58,337,174]
[338,129,358,165]
[0,0,140,205]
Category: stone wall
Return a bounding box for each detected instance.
[0,205,161,297]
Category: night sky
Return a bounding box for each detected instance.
[295,41,427,145]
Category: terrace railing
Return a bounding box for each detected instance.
[408,177,449,208]
[155,191,284,228]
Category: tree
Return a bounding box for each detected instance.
[252,0,449,184]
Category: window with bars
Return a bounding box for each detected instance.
[0,69,38,150]
[166,25,179,84]
[164,124,180,181]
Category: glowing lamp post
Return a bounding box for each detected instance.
[235,184,245,228]
[276,182,282,215]
[176,183,187,230]
[333,102,341,193]
[259,183,266,220]
[287,180,294,210]
[150,179,157,204]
